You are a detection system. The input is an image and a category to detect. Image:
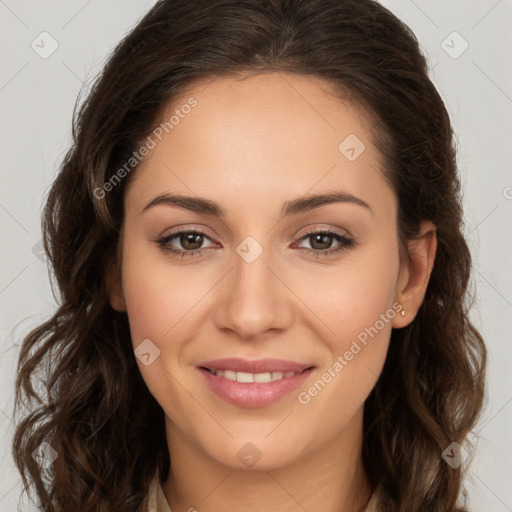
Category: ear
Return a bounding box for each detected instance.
[392,220,437,328]
[106,258,127,312]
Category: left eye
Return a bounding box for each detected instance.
[295,230,354,254]
[156,228,355,259]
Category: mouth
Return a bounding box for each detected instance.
[197,358,316,408]
[200,366,314,384]
[199,357,314,375]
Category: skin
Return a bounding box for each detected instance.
[108,72,437,512]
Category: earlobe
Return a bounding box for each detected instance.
[106,262,127,312]
[393,221,437,328]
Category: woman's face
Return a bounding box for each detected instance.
[112,72,414,470]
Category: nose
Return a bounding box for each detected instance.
[213,241,294,340]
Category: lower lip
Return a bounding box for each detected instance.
[198,367,315,408]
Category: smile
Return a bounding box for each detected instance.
[205,368,304,383]
[198,364,316,408]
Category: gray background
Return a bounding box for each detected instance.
[1,0,511,510]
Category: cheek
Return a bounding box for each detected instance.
[120,233,201,343]
[293,240,399,404]
[119,245,195,413]
[292,237,399,344]
[122,264,169,345]
[297,244,399,414]
[119,237,216,393]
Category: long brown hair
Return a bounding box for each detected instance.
[12,1,487,511]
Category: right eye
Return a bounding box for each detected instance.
[156,228,217,258]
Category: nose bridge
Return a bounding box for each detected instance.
[214,234,291,337]
[234,235,273,294]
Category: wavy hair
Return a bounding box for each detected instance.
[12,0,487,511]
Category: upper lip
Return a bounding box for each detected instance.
[199,358,314,374]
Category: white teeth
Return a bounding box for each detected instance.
[236,371,254,383]
[253,372,272,383]
[211,369,300,383]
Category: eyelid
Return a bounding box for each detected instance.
[157,224,217,241]
[297,225,351,238]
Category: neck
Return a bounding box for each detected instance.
[162,407,373,512]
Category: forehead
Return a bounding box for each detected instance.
[124,71,393,217]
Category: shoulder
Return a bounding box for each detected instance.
[143,471,158,512]
[146,471,173,512]
[364,488,380,512]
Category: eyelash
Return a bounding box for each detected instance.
[155,227,356,259]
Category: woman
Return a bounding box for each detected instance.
[12,0,487,511]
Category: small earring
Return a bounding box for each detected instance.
[400,310,406,317]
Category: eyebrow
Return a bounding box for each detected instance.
[141,191,373,217]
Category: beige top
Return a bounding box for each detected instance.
[147,472,380,512]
